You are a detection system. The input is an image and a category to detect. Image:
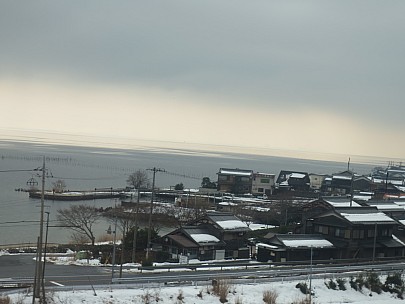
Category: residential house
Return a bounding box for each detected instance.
[310,207,404,259]
[257,234,334,262]
[251,172,275,196]
[155,212,252,261]
[217,168,253,195]
[276,170,310,192]
[156,226,226,261]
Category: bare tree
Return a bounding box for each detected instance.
[127,170,150,189]
[56,205,101,245]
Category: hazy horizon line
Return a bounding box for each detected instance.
[0,128,402,167]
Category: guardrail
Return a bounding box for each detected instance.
[136,256,405,273]
[0,279,33,289]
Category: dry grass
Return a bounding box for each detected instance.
[291,297,311,304]
[212,279,232,303]
[97,234,114,243]
[263,289,278,304]
[0,295,11,304]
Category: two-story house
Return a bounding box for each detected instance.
[310,207,404,259]
[217,168,253,195]
[251,172,275,196]
[155,212,252,261]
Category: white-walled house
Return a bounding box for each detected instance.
[252,172,275,196]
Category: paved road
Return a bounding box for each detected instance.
[2,254,405,289]
[0,254,111,286]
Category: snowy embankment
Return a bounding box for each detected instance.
[8,276,405,304]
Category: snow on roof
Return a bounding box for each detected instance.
[282,239,333,248]
[333,175,352,180]
[340,212,395,223]
[352,194,372,201]
[190,234,220,244]
[392,235,405,247]
[249,223,275,230]
[325,200,361,207]
[367,203,405,211]
[216,220,249,230]
[290,173,306,179]
[219,169,252,176]
[218,202,238,206]
[257,243,278,249]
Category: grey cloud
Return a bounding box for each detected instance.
[1,1,405,125]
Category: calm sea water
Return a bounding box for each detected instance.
[0,140,384,245]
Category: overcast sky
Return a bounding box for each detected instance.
[1,1,404,161]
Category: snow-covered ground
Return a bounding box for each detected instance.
[7,276,405,304]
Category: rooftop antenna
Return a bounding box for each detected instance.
[348,157,350,172]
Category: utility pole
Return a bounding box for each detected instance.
[132,189,141,263]
[33,156,46,303]
[146,167,165,260]
[309,246,313,304]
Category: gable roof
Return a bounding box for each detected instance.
[365,200,405,212]
[205,212,251,232]
[165,226,225,248]
[269,234,333,249]
[322,196,362,207]
[334,207,397,224]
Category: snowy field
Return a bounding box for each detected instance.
[7,276,405,304]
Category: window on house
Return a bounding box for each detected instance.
[368,229,375,238]
[261,178,270,183]
[335,228,345,238]
[344,229,351,239]
[258,188,264,193]
[317,225,328,234]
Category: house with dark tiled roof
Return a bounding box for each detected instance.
[217,168,253,195]
[257,234,334,262]
[309,207,404,259]
[157,226,226,261]
[276,170,310,192]
[154,212,252,261]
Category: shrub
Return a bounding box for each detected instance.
[355,273,365,291]
[384,272,404,299]
[349,276,358,291]
[385,272,403,289]
[295,282,310,295]
[365,271,382,294]
[325,279,337,290]
[263,289,278,304]
[336,278,347,291]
